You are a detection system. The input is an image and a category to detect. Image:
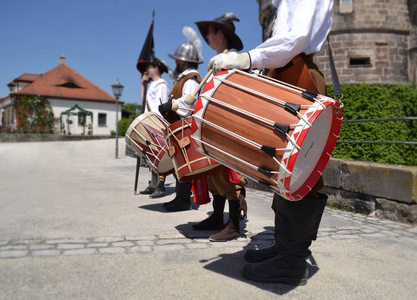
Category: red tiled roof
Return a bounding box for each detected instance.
[8,73,41,86]
[15,63,123,103]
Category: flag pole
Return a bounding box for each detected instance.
[135,10,155,194]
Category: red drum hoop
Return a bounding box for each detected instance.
[125,112,174,176]
[164,117,223,182]
[191,70,342,201]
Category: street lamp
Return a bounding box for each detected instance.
[112,79,124,159]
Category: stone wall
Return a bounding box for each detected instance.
[247,158,417,224]
[257,0,416,85]
[322,158,417,224]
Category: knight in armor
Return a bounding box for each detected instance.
[208,0,334,286]
[159,28,203,212]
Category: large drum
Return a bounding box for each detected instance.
[125,112,174,176]
[164,117,223,182]
[191,69,343,201]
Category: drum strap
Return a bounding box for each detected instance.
[327,36,343,100]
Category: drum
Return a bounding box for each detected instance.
[191,69,343,201]
[125,112,174,176]
[164,117,223,182]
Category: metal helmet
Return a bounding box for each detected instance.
[168,41,203,64]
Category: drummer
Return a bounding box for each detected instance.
[158,29,203,212]
[208,0,333,285]
[192,12,248,242]
[139,57,170,199]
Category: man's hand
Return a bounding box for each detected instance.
[158,102,173,115]
[208,52,251,75]
[142,73,150,84]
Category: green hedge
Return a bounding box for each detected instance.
[118,118,133,136]
[327,83,417,166]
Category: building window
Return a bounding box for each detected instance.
[78,113,86,125]
[98,113,107,127]
[349,57,371,67]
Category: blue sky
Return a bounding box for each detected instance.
[0,0,262,104]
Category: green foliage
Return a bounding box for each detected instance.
[122,103,141,119]
[118,118,133,136]
[327,83,417,166]
[13,94,56,134]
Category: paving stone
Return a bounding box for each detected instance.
[156,239,191,245]
[93,237,124,243]
[336,230,360,235]
[336,226,362,230]
[210,241,247,248]
[86,243,108,248]
[11,240,43,245]
[32,250,61,257]
[130,246,152,253]
[0,245,28,250]
[46,239,89,244]
[57,244,85,250]
[135,240,154,246]
[153,245,185,251]
[0,250,28,258]
[330,235,361,240]
[29,245,55,250]
[63,249,96,256]
[392,230,415,237]
[194,238,210,243]
[112,242,135,247]
[317,236,333,241]
[379,231,402,237]
[99,247,126,254]
[125,235,156,241]
[359,233,387,238]
[158,234,185,239]
[319,227,335,232]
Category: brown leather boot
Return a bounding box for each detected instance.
[209,200,240,242]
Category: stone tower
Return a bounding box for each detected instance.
[257,0,417,85]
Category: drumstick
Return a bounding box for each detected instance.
[184,49,229,106]
[171,103,194,112]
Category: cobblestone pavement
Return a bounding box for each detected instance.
[2,198,416,260]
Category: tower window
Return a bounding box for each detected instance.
[349,57,371,67]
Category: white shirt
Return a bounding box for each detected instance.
[145,78,169,115]
[172,68,200,118]
[249,0,334,69]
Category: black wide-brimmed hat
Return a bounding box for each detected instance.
[142,57,168,74]
[195,12,243,51]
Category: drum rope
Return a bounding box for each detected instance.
[201,95,304,135]
[193,115,293,174]
[212,77,319,127]
[194,137,291,186]
[129,126,164,160]
[235,70,333,110]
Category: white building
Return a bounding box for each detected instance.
[0,56,123,135]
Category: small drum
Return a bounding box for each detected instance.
[125,112,174,176]
[191,69,343,201]
[164,117,223,182]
